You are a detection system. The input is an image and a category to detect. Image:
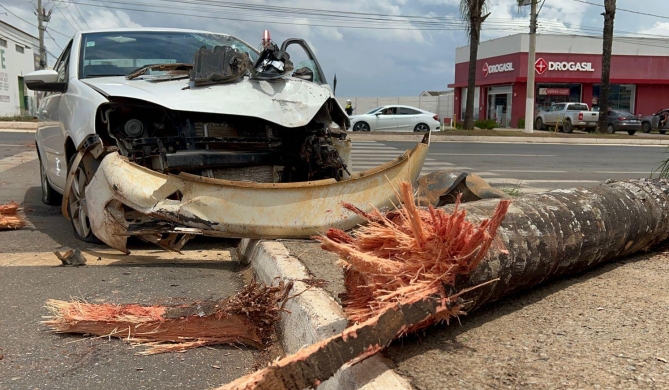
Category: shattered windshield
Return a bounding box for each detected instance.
[79,31,258,79]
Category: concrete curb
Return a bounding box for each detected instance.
[0,121,38,130]
[347,132,669,146]
[238,238,411,390]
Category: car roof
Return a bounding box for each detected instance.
[79,27,229,35]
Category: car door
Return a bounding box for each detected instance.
[397,107,421,131]
[37,41,72,191]
[373,106,399,131]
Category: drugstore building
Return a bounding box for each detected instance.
[449,34,669,127]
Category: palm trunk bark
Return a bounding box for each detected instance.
[218,178,669,390]
[464,23,480,130]
[597,0,616,133]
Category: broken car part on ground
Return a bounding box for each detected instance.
[219,178,669,390]
[25,29,430,251]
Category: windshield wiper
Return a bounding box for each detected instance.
[85,74,125,78]
[126,63,193,80]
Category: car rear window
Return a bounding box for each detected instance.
[567,104,589,111]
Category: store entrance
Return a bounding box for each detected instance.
[487,85,513,127]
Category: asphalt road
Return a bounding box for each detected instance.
[0,131,256,389]
[2,130,667,389]
[351,140,668,194]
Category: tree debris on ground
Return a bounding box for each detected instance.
[218,181,510,390]
[43,280,292,355]
[217,178,669,390]
[0,202,25,230]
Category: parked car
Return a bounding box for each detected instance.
[604,109,641,135]
[349,105,440,132]
[535,102,599,133]
[640,108,669,134]
[24,28,430,252]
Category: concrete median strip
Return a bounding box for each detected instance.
[237,238,412,390]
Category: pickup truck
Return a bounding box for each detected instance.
[535,103,599,133]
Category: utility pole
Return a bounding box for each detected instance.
[36,0,50,69]
[523,0,538,133]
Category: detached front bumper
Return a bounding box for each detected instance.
[86,133,431,253]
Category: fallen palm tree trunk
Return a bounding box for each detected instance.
[218,178,669,390]
[43,280,291,355]
[0,202,25,230]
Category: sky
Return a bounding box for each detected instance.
[2,0,669,97]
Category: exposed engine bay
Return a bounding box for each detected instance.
[96,99,350,183]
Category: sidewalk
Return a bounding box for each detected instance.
[4,121,667,146]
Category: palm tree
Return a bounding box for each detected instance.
[597,0,616,133]
[461,0,490,130]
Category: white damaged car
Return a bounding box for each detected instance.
[26,28,429,253]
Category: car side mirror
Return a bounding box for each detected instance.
[375,112,382,116]
[24,70,67,93]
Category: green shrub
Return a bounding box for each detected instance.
[517,118,525,129]
[474,119,499,130]
[0,115,37,122]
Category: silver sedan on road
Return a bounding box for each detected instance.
[349,105,441,132]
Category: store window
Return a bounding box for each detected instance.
[487,85,513,128]
[535,84,582,113]
[592,84,635,113]
[460,87,481,122]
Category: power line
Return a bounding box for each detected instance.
[52,4,80,33]
[0,3,70,38]
[45,29,63,50]
[63,1,84,31]
[569,0,668,20]
[71,2,91,30]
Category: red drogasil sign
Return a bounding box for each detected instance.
[535,58,548,75]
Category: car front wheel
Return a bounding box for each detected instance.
[606,125,615,134]
[642,122,652,133]
[353,122,370,132]
[67,155,100,243]
[535,118,544,130]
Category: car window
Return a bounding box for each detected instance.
[554,104,565,111]
[616,110,634,117]
[366,107,383,114]
[79,31,258,79]
[380,107,397,115]
[567,103,588,111]
[53,40,73,83]
[398,107,421,115]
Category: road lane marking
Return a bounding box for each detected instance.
[489,170,568,173]
[0,248,234,266]
[0,150,38,173]
[428,153,557,157]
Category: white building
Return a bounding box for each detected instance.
[0,20,39,117]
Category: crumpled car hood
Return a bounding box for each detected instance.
[82,76,334,128]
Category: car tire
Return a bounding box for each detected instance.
[642,122,652,133]
[66,155,100,244]
[39,153,62,206]
[535,118,544,131]
[414,123,429,132]
[606,124,615,134]
[353,122,370,132]
[627,130,637,135]
[563,119,573,133]
[661,130,667,135]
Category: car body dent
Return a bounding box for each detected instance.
[85,132,431,253]
[81,75,342,129]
